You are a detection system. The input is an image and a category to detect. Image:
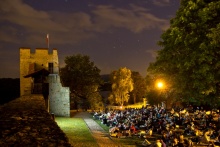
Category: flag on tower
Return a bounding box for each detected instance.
[46,34,49,48]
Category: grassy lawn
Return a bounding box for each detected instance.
[55,117,98,147]
[56,111,160,147]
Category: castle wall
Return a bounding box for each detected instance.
[48,74,70,117]
[19,48,70,117]
[0,94,71,146]
[20,48,59,96]
[20,48,32,96]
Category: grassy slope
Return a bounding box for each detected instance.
[55,117,98,147]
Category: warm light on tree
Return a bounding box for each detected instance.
[148,0,220,106]
[109,67,133,106]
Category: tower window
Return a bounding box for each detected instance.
[48,63,53,73]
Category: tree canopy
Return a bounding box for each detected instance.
[108,67,133,106]
[60,54,103,110]
[129,71,147,104]
[147,0,220,107]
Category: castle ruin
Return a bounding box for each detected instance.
[19,48,70,117]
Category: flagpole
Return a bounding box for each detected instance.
[47,34,49,49]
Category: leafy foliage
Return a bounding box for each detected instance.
[148,0,220,107]
[60,54,103,110]
[144,75,174,107]
[129,71,147,104]
[108,67,133,106]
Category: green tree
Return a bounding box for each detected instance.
[148,0,220,107]
[129,71,147,104]
[144,75,161,105]
[108,67,133,106]
[60,54,103,110]
[145,75,176,108]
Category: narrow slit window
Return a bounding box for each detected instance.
[48,63,53,73]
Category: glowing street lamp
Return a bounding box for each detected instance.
[156,80,165,90]
[157,82,164,89]
[156,80,167,109]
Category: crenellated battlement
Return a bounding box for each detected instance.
[20,48,60,96]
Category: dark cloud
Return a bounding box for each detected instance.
[0,0,169,45]
[0,0,180,78]
[92,4,169,33]
[152,0,171,7]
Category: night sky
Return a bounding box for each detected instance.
[0,0,180,78]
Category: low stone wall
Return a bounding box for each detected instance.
[0,94,71,146]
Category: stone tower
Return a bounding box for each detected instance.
[19,48,70,117]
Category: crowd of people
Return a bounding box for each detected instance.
[93,105,220,147]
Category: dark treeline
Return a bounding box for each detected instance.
[0,78,20,105]
[100,74,111,91]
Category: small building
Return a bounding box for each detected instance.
[19,48,70,117]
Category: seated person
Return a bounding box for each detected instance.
[171,137,179,147]
[130,123,137,134]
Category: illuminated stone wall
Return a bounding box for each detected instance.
[19,48,70,117]
[20,48,59,96]
[20,48,32,96]
[48,74,70,117]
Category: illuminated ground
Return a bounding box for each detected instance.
[55,111,122,147]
